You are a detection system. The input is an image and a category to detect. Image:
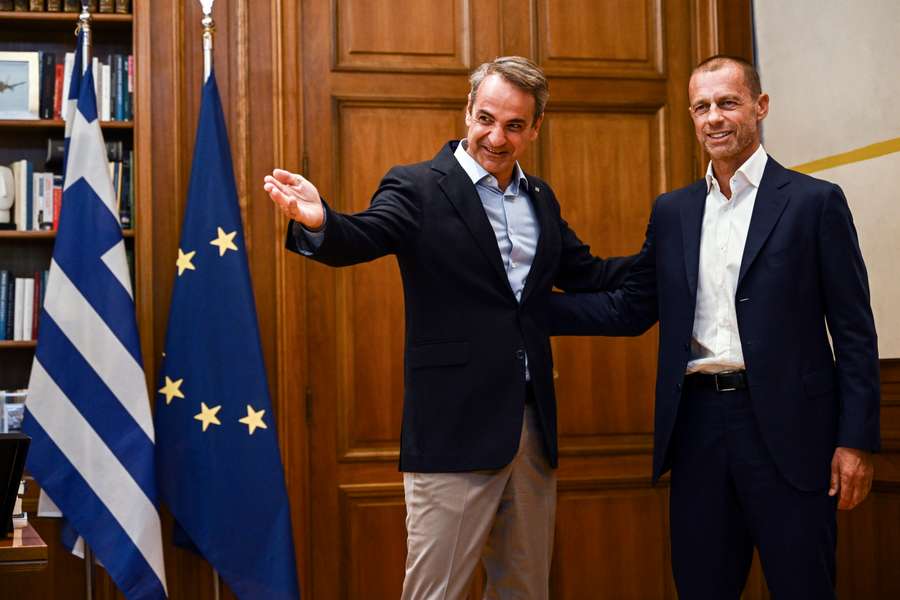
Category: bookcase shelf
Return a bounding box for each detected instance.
[0,229,134,239]
[0,119,133,129]
[0,340,36,350]
[0,11,132,25]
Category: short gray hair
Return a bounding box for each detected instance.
[468,56,549,125]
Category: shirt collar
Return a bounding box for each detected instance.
[705,144,768,194]
[454,140,529,194]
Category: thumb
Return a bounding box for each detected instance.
[829,455,840,497]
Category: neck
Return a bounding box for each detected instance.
[710,143,760,199]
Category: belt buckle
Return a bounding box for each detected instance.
[715,372,737,392]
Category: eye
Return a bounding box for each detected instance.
[692,103,709,116]
[477,114,492,124]
[720,100,739,109]
[508,123,523,131]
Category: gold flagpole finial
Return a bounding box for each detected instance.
[79,1,92,71]
[200,0,216,82]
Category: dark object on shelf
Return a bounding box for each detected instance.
[14,0,28,12]
[114,0,129,15]
[29,0,43,13]
[1,432,30,535]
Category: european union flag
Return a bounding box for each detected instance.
[154,71,300,600]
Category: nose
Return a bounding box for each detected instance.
[487,123,506,147]
[706,104,724,124]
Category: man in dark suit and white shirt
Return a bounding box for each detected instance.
[549,55,880,599]
[264,56,631,599]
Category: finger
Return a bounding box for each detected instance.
[838,471,854,509]
[265,178,297,204]
[828,458,840,497]
[272,168,301,186]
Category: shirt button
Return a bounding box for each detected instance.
[511,261,518,268]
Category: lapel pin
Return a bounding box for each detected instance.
[535,186,541,192]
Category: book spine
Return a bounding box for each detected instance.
[13,278,25,341]
[47,0,61,10]
[114,55,123,121]
[42,172,54,229]
[32,172,42,230]
[13,0,28,12]
[127,55,134,121]
[5,278,15,340]
[31,272,40,339]
[29,0,43,11]
[119,155,131,227]
[13,161,26,231]
[114,0,129,14]
[52,174,63,230]
[62,52,73,115]
[53,63,63,119]
[0,1,15,13]
[40,53,56,119]
[99,0,113,13]
[21,278,34,342]
[0,270,9,341]
[101,62,111,121]
[63,0,79,11]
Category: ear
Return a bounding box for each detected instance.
[464,101,473,127]
[755,92,770,122]
[529,114,544,140]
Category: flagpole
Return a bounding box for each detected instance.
[77,7,96,599]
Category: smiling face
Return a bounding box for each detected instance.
[688,62,769,172]
[464,73,542,189]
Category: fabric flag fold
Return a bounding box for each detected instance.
[154,70,300,600]
[23,52,168,600]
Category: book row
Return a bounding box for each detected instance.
[0,269,47,342]
[15,51,135,122]
[0,142,134,231]
[0,0,130,13]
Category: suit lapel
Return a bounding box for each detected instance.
[680,181,707,300]
[520,175,549,304]
[433,144,511,291]
[737,158,791,286]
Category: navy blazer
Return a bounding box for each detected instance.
[286,141,632,472]
[550,157,880,490]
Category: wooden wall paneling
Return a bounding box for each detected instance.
[551,478,674,599]
[332,99,465,462]
[275,0,312,592]
[535,0,664,78]
[334,0,472,72]
[338,483,408,600]
[540,107,661,455]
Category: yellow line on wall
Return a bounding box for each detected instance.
[792,137,900,174]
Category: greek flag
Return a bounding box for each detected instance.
[22,52,168,600]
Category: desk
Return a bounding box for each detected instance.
[0,523,48,573]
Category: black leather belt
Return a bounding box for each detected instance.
[684,371,748,392]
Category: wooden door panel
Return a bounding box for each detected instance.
[551,481,674,599]
[541,111,660,446]
[333,103,465,461]
[335,0,473,72]
[537,0,663,77]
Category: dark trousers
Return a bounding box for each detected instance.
[669,386,837,600]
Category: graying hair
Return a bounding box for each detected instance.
[468,56,548,125]
[693,55,762,99]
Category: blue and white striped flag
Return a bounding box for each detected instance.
[22,52,168,600]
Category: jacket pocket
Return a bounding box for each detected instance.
[802,368,836,397]
[407,341,470,368]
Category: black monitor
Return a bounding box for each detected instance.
[1,433,30,535]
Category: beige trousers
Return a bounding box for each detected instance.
[401,405,556,600]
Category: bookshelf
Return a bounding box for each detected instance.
[0,8,136,390]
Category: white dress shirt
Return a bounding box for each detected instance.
[686,144,768,374]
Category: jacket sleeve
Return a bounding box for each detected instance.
[549,198,660,337]
[818,184,881,452]
[284,166,421,267]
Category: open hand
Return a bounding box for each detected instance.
[263,168,325,230]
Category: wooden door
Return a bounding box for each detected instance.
[297,1,694,598]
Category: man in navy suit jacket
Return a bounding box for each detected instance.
[264,57,632,599]
[550,56,880,599]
